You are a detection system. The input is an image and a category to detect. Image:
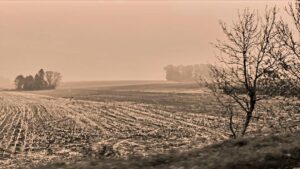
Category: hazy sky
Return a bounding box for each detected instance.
[0,0,290,81]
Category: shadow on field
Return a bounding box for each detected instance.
[36,132,300,169]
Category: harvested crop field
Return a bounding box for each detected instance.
[0,91,228,169]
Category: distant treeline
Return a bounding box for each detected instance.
[164,64,211,82]
[15,69,62,90]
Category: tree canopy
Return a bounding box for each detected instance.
[14,69,61,90]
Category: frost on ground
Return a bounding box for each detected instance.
[0,92,228,169]
[0,91,299,169]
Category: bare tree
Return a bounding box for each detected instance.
[14,75,25,90]
[23,75,35,90]
[275,1,300,82]
[34,69,47,90]
[208,8,278,137]
[45,71,62,89]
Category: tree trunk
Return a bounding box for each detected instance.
[228,107,237,139]
[241,112,252,136]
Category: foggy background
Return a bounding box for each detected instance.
[0,0,289,84]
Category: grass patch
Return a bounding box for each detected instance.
[36,132,300,169]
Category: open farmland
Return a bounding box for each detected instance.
[1,82,299,169]
[0,90,229,169]
[29,82,219,115]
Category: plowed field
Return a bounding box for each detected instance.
[0,92,228,168]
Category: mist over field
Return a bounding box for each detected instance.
[0,77,12,89]
[0,0,288,82]
[0,1,300,169]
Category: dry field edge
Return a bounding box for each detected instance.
[37,132,300,169]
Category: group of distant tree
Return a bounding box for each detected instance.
[15,69,62,90]
[164,64,210,82]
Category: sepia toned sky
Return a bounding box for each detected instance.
[0,0,290,82]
